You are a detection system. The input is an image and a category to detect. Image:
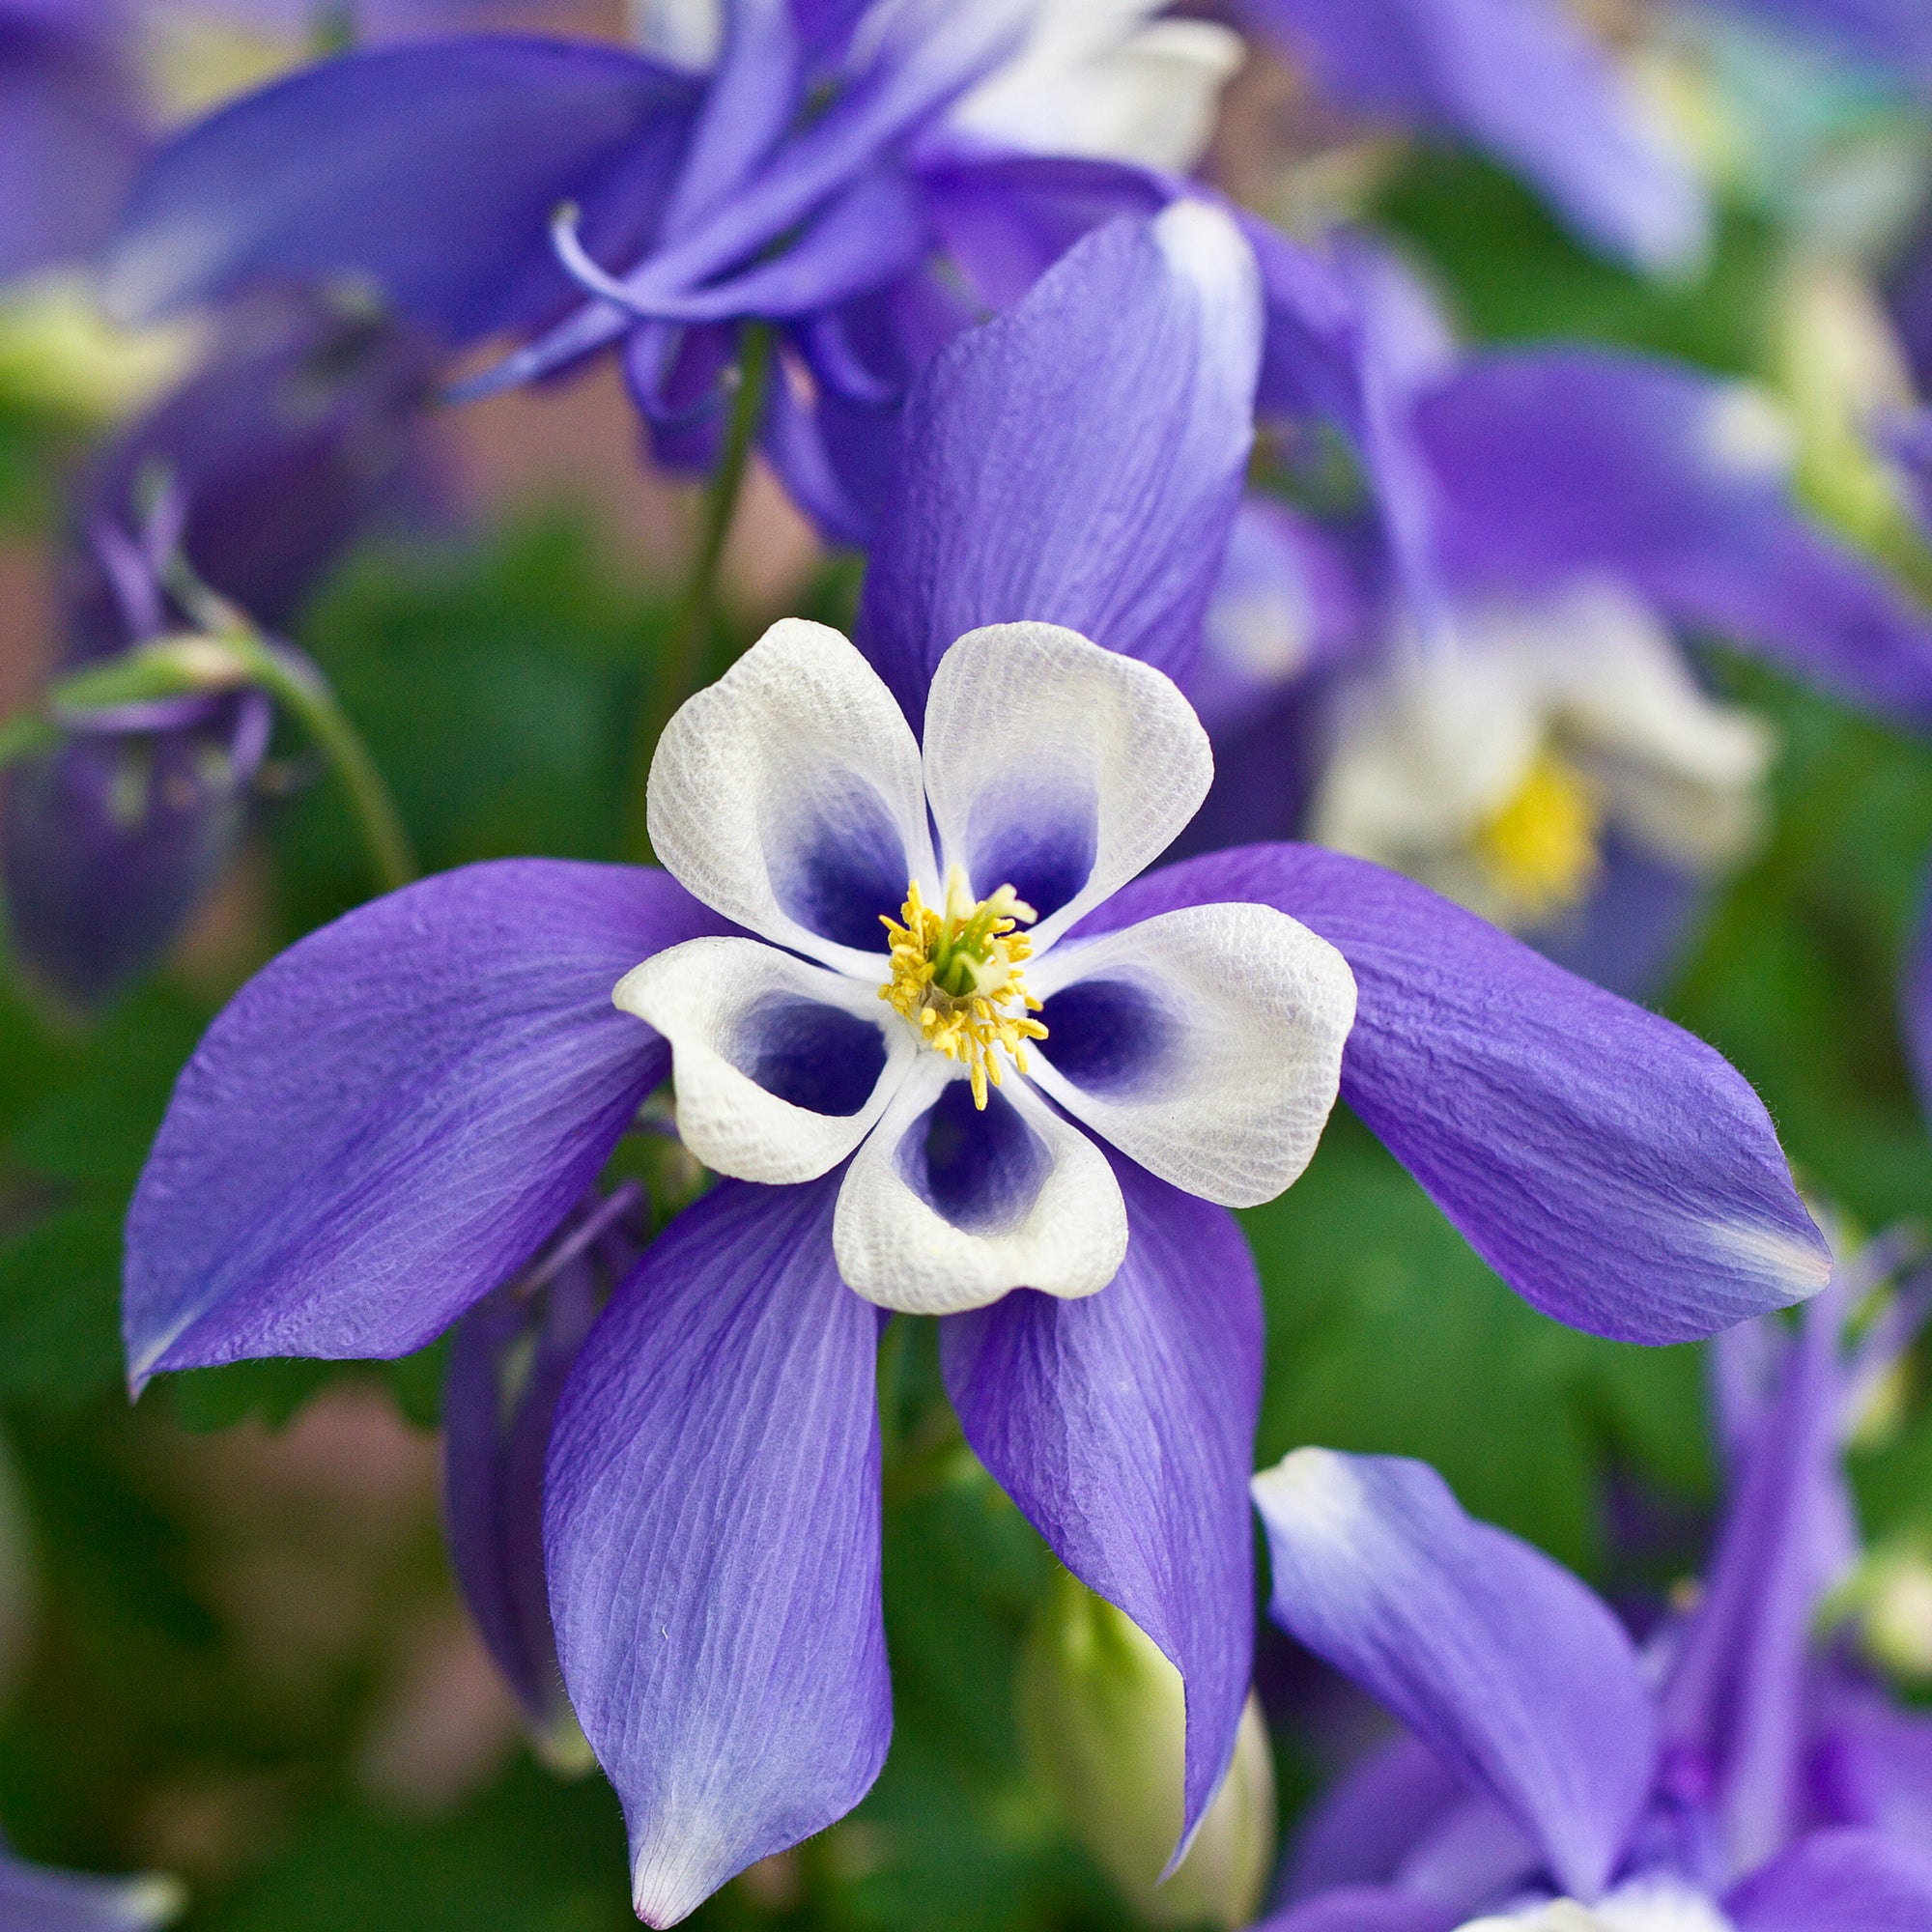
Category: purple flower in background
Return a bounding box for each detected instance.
[1251,1235,1932,1931]
[1193,245,1932,998]
[0,1847,183,1930]
[2,297,434,1006]
[122,208,1828,1924]
[97,0,1245,541]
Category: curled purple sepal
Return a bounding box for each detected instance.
[442,1183,648,1771]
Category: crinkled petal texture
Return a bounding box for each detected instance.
[545,1176,889,1929]
[920,620,1214,941]
[1419,349,1932,728]
[1028,903,1355,1207]
[1236,0,1705,272]
[943,1158,1261,1861]
[1083,846,1829,1343]
[124,862,726,1387]
[613,936,908,1184]
[646,618,935,971]
[104,37,700,337]
[862,199,1263,721]
[0,1850,184,1932]
[1725,1828,1932,1932]
[1252,1449,1656,1905]
[833,1058,1128,1314]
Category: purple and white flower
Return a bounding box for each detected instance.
[121,207,1829,1924]
[1252,1233,1932,1932]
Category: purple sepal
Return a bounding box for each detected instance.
[443,1185,644,1759]
[123,861,728,1390]
[104,38,701,339]
[1726,1827,1932,1930]
[1813,1682,1932,1845]
[1419,348,1932,727]
[1286,1736,1465,1901]
[0,1848,181,1931]
[0,6,146,279]
[942,1157,1262,1863]
[544,1175,889,1928]
[1235,0,1707,271]
[1083,845,1831,1345]
[1253,1451,1656,1903]
[1253,1889,1459,1932]
[860,207,1261,722]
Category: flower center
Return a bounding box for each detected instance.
[880,867,1049,1109]
[1471,750,1602,924]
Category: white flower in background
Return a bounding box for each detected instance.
[1311,584,1776,931]
[633,0,1245,172]
[619,617,1356,1315]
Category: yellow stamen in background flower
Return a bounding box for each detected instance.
[880,867,1049,1109]
[1472,752,1603,924]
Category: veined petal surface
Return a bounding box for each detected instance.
[921,622,1213,944]
[1027,902,1354,1207]
[124,862,725,1386]
[545,1176,889,1928]
[613,935,909,1185]
[647,618,936,971]
[1083,846,1830,1344]
[1252,1449,1656,1904]
[862,201,1262,720]
[943,1157,1262,1858]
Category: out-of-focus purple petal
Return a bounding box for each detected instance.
[941,1157,1262,1861]
[1252,1450,1656,1903]
[3,705,261,1009]
[0,9,146,277]
[1255,1890,1459,1932]
[103,39,700,339]
[1813,1681,1932,1845]
[443,1186,642,1759]
[1419,349,1932,726]
[1726,1827,1932,1930]
[544,1175,888,1928]
[862,202,1262,721]
[1236,0,1708,270]
[1286,1735,1465,1899]
[1729,0,1932,83]
[123,862,728,1388]
[1660,1282,1862,1873]
[0,1849,183,1931]
[1082,845,1831,1344]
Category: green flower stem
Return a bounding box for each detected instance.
[623,323,775,866]
[43,628,417,896]
[236,634,418,895]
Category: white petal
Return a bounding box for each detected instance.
[646,618,937,973]
[1026,903,1355,1208]
[833,1059,1127,1315]
[921,622,1213,952]
[951,5,1245,172]
[614,937,913,1185]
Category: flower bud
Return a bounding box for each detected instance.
[1857,1546,1932,1683]
[1019,1573,1275,1927]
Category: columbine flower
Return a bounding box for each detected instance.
[123,208,1827,1925]
[1194,242,1932,996]
[98,0,1243,539]
[1251,1230,1932,1932]
[2,296,430,1005]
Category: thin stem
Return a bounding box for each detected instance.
[231,633,418,895]
[623,324,774,865]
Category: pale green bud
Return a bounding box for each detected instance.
[1019,1573,1275,1928]
[1858,1547,1932,1683]
[0,273,196,426]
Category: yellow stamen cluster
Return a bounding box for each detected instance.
[880,867,1049,1109]
[1472,750,1603,923]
